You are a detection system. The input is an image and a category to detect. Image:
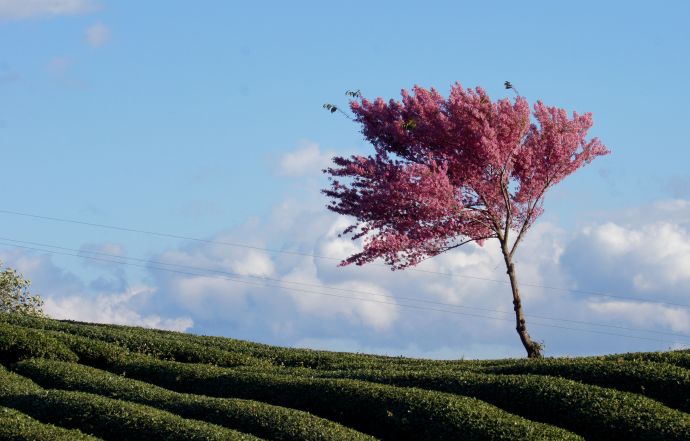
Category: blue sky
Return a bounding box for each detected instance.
[1,0,689,359]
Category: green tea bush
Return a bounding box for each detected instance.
[310,367,690,441]
[0,314,266,368]
[478,357,690,412]
[0,321,78,365]
[91,355,581,441]
[603,351,690,370]
[0,405,101,440]
[0,368,261,441]
[46,330,131,368]
[15,358,377,441]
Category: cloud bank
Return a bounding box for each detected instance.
[2,143,689,358]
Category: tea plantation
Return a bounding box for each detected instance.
[1,313,689,440]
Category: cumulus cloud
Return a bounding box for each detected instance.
[44,285,194,332]
[562,218,690,297]
[587,300,690,333]
[0,0,99,20]
[278,142,335,177]
[85,22,110,47]
[0,248,193,332]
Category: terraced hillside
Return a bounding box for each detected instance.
[1,314,689,440]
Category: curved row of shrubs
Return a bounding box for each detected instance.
[303,366,690,441]
[0,366,262,441]
[474,357,690,412]
[0,405,101,441]
[0,321,78,365]
[67,354,580,439]
[0,314,265,368]
[40,330,585,440]
[0,314,469,371]
[14,358,377,441]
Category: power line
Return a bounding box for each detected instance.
[3,236,690,340]
[1,208,689,310]
[1,239,689,347]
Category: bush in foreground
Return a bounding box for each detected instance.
[0,405,101,441]
[14,358,376,441]
[0,366,261,441]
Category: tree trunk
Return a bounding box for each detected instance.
[501,243,543,358]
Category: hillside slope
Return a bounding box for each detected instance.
[1,313,689,440]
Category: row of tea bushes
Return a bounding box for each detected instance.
[73,354,581,441]
[284,366,690,441]
[0,314,471,371]
[0,366,261,441]
[0,314,265,368]
[0,321,77,365]
[0,405,101,441]
[475,357,690,412]
[14,358,376,441]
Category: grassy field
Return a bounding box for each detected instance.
[1,313,689,440]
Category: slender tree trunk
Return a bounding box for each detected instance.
[500,242,543,358]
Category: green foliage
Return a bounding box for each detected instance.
[602,351,690,370]
[0,261,44,317]
[0,321,78,365]
[0,405,101,440]
[91,355,581,440]
[15,358,376,441]
[308,367,690,441]
[0,313,266,368]
[0,368,261,441]
[476,357,690,412]
[2,315,690,440]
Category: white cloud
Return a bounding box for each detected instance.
[587,301,690,333]
[566,219,690,295]
[278,142,335,177]
[44,286,194,332]
[0,0,99,20]
[85,22,110,47]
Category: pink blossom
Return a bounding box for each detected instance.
[323,83,610,270]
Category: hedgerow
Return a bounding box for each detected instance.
[14,358,377,441]
[602,351,690,370]
[307,367,690,441]
[0,313,472,371]
[0,321,78,365]
[45,330,131,368]
[84,354,582,441]
[477,357,690,412]
[0,405,101,440]
[0,367,262,441]
[0,314,265,368]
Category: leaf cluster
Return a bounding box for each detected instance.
[0,261,44,317]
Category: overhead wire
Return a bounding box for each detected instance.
[1,208,688,309]
[2,236,690,340]
[0,237,688,347]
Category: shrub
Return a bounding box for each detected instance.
[87,355,582,441]
[0,322,78,365]
[0,405,100,440]
[603,351,690,370]
[15,358,376,441]
[477,357,690,412]
[308,367,690,441]
[0,314,266,368]
[0,367,260,441]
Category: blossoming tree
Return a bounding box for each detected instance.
[322,83,609,358]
